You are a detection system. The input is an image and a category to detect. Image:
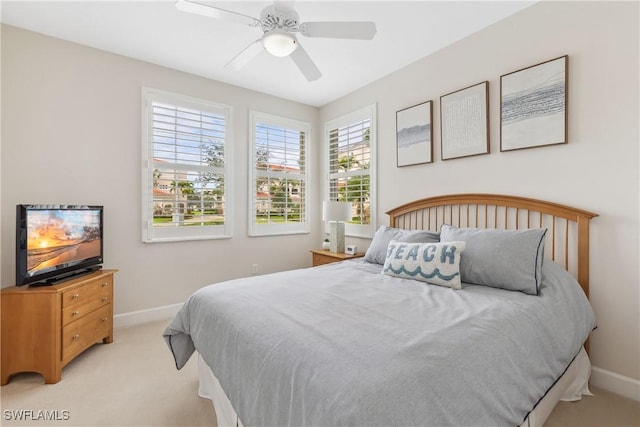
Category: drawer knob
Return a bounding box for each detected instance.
[102,317,108,322]
[72,310,80,316]
[102,297,109,302]
[72,293,80,299]
[102,282,108,287]
[72,334,80,340]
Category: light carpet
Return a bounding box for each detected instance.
[1,320,638,426]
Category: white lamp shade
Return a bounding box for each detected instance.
[263,30,298,57]
[322,201,352,222]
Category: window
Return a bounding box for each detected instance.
[141,88,233,242]
[249,111,310,236]
[325,104,377,238]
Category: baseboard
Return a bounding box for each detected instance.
[114,302,183,328]
[590,366,640,402]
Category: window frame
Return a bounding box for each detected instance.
[141,87,233,243]
[248,111,310,237]
[324,104,377,239]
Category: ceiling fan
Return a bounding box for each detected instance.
[175,0,377,81]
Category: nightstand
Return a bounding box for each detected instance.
[311,249,364,267]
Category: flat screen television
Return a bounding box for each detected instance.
[16,204,104,286]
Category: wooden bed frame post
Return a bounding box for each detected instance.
[577,215,592,354]
[577,216,591,298]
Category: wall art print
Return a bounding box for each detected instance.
[396,101,433,167]
[440,81,489,160]
[500,55,568,151]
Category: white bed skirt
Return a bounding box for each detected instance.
[197,348,592,427]
[197,355,244,427]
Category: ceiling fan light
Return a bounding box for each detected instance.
[263,30,298,57]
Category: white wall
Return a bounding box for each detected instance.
[0,25,322,313]
[320,1,639,389]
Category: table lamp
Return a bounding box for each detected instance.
[322,201,352,253]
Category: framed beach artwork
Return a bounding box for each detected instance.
[500,55,568,151]
[440,81,489,160]
[396,101,433,167]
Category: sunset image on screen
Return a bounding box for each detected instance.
[27,210,101,275]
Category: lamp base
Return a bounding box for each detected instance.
[329,221,345,253]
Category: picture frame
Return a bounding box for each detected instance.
[500,55,568,151]
[396,101,433,167]
[440,81,489,160]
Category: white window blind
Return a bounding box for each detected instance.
[249,111,309,236]
[325,104,376,238]
[141,88,233,242]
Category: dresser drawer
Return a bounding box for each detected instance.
[62,275,112,310]
[62,289,111,326]
[62,304,111,362]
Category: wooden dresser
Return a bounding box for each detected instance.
[1,269,117,385]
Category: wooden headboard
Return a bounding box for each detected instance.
[386,194,598,297]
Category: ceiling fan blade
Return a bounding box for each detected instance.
[290,43,321,81]
[225,39,264,70]
[176,0,261,27]
[299,22,377,40]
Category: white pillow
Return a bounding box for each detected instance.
[382,240,466,289]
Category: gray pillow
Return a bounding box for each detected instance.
[364,225,440,265]
[439,225,547,295]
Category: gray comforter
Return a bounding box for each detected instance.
[164,259,595,427]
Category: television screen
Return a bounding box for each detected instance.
[16,205,104,286]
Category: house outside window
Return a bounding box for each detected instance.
[141,88,233,242]
[249,111,310,236]
[325,104,377,238]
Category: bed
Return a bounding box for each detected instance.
[164,193,598,427]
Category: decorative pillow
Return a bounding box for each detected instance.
[364,225,440,265]
[382,240,466,289]
[439,225,547,295]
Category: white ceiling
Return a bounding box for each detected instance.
[0,0,534,107]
